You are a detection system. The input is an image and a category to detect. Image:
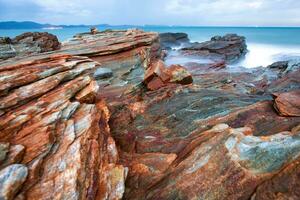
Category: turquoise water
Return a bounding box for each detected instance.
[1,26,300,67]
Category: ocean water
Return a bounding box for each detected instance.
[1,25,300,68]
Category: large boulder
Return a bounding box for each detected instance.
[181,34,247,63]
[273,90,300,117]
[159,32,189,49]
[0,32,61,61]
[144,60,193,90]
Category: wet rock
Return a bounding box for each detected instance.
[267,61,289,71]
[93,67,113,79]
[0,164,28,200]
[273,90,300,116]
[181,34,247,63]
[159,32,189,49]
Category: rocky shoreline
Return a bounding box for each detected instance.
[0,29,299,200]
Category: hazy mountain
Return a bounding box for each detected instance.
[0,21,101,29]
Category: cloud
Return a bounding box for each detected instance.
[0,0,299,26]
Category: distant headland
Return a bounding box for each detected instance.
[0,21,109,29]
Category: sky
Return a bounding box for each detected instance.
[0,0,300,26]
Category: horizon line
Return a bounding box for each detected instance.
[0,20,300,28]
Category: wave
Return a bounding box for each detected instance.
[235,43,300,68]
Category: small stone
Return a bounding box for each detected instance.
[93,68,113,79]
[0,164,28,200]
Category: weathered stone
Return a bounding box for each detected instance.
[75,80,99,103]
[168,64,193,85]
[0,32,60,61]
[0,145,25,169]
[144,125,300,200]
[0,164,28,200]
[159,32,189,49]
[93,67,113,79]
[181,34,247,63]
[273,90,300,116]
[254,159,300,200]
[1,29,300,200]
[0,143,9,163]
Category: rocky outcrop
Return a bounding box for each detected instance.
[1,29,300,200]
[273,90,300,116]
[159,32,189,49]
[181,34,247,63]
[0,55,126,199]
[143,60,192,90]
[0,32,60,61]
[143,125,300,200]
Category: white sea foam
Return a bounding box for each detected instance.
[235,43,300,68]
[165,43,300,69]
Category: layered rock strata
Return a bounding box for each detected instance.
[0,32,60,61]
[0,29,300,200]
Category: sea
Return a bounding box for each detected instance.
[1,25,300,68]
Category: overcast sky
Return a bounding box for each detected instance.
[0,0,299,26]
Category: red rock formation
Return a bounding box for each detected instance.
[0,29,300,200]
[0,32,61,61]
[273,90,300,117]
[144,61,192,90]
[0,55,126,200]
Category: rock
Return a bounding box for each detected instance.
[159,32,189,49]
[0,32,61,61]
[90,27,99,35]
[0,37,12,44]
[267,61,289,71]
[144,60,171,90]
[0,55,126,199]
[0,29,164,200]
[273,90,300,116]
[0,143,9,162]
[168,65,193,85]
[93,67,113,79]
[181,34,247,63]
[144,61,193,90]
[1,28,300,200]
[0,164,28,200]
[99,165,128,200]
[254,159,300,200]
[75,80,99,103]
[0,145,25,169]
[12,32,61,52]
[144,125,300,200]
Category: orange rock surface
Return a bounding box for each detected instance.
[0,29,300,200]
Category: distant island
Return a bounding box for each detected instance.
[0,21,110,29]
